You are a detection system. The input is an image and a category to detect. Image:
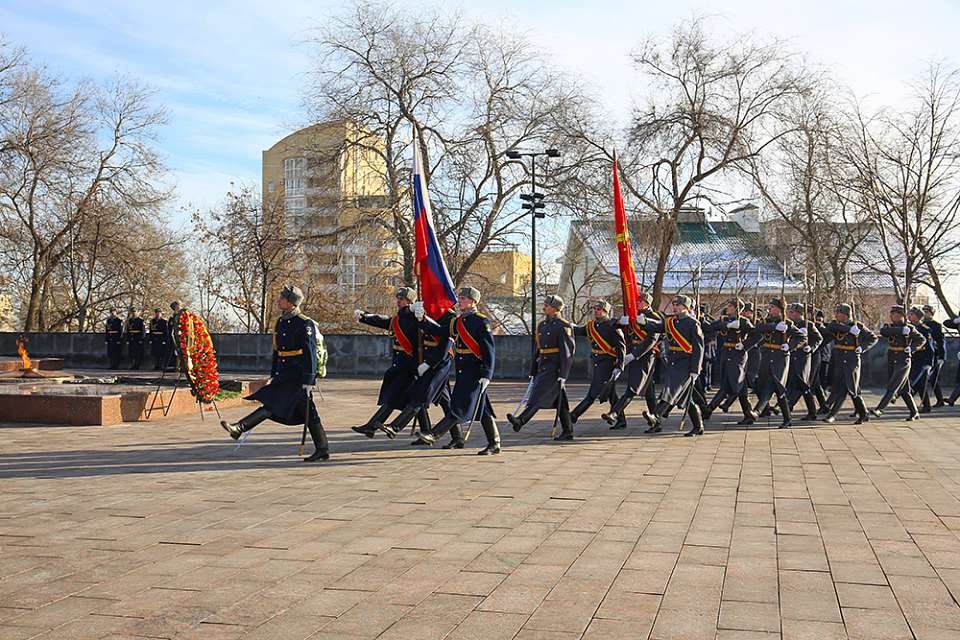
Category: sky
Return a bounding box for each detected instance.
[2,0,958,225]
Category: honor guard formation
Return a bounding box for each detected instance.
[209,282,960,463]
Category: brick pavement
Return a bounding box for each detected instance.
[2,378,960,639]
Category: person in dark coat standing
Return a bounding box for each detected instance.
[148,308,169,371]
[640,294,705,437]
[922,304,948,407]
[741,298,807,429]
[351,287,420,437]
[812,309,831,413]
[820,303,878,424]
[105,309,123,369]
[785,303,823,421]
[702,298,757,425]
[415,286,501,454]
[221,285,328,462]
[602,292,664,431]
[873,305,925,420]
[507,295,577,441]
[943,313,960,405]
[376,303,456,445]
[907,307,934,412]
[125,308,146,370]
[742,302,761,393]
[567,300,627,429]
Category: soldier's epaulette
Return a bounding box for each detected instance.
[475,312,486,319]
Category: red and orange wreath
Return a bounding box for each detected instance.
[175,310,220,403]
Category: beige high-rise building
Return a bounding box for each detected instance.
[466,248,532,298]
[262,120,401,329]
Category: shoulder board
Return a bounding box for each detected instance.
[475,312,486,319]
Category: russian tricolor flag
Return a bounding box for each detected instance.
[412,131,458,319]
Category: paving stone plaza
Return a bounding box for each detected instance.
[3,378,960,639]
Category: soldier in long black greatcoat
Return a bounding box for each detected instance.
[907,307,934,412]
[221,285,329,462]
[641,294,706,437]
[873,305,924,420]
[812,309,831,413]
[105,309,123,369]
[741,298,807,429]
[125,308,146,370]
[415,286,501,454]
[701,298,757,425]
[942,313,960,406]
[148,308,169,371]
[350,287,420,438]
[922,304,948,407]
[567,300,626,429]
[507,295,577,441]
[820,303,878,424]
[601,292,663,430]
[785,303,823,421]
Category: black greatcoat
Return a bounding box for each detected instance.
[404,310,455,410]
[624,310,664,394]
[105,317,123,364]
[742,316,807,403]
[149,317,168,358]
[706,314,754,396]
[571,317,625,401]
[126,317,146,364]
[787,319,823,399]
[660,312,704,406]
[527,315,576,409]
[821,321,878,397]
[421,309,496,421]
[879,322,926,399]
[246,311,319,425]
[360,307,420,410]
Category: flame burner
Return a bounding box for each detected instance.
[1,337,70,381]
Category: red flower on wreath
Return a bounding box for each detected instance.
[175,310,221,403]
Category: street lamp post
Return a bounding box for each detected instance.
[505,148,560,362]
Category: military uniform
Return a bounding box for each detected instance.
[742,300,807,428]
[908,311,934,411]
[378,309,455,442]
[821,305,879,423]
[148,313,169,371]
[924,309,947,406]
[785,306,824,420]
[224,286,328,462]
[874,310,925,419]
[943,315,960,405]
[812,312,831,413]
[743,304,761,391]
[602,302,664,429]
[125,313,146,370]
[507,296,577,440]
[702,305,756,424]
[643,295,705,436]
[105,315,123,369]
[352,293,420,437]
[419,296,501,454]
[568,304,627,429]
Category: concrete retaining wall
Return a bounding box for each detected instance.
[1,331,957,387]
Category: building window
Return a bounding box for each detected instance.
[284,157,306,195]
[339,254,367,294]
[267,181,275,193]
[499,272,507,284]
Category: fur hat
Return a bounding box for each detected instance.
[280,284,304,307]
[458,286,481,303]
[544,294,564,311]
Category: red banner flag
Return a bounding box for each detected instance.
[613,153,639,322]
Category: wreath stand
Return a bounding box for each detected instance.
[144,354,222,422]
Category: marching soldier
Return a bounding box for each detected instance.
[351,287,420,437]
[908,307,934,412]
[567,300,626,429]
[922,304,947,407]
[821,303,878,424]
[415,287,501,454]
[507,295,577,441]
[785,303,823,420]
[742,298,806,429]
[377,302,456,445]
[105,308,123,369]
[148,308,168,371]
[943,313,960,405]
[641,294,705,437]
[221,285,329,462]
[702,298,757,425]
[125,308,146,370]
[742,302,761,392]
[872,305,924,420]
[812,309,831,413]
[602,292,664,431]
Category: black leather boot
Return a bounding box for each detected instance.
[554,400,574,441]
[569,396,594,424]
[643,400,667,433]
[802,393,819,421]
[418,415,458,445]
[478,415,501,454]
[902,390,920,420]
[602,390,634,425]
[303,408,329,462]
[702,393,725,421]
[778,396,792,429]
[221,407,270,440]
[683,404,704,437]
[352,405,392,438]
[507,405,538,432]
[737,389,757,425]
[379,406,418,439]
[852,396,869,424]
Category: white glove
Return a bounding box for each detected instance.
[803,346,811,353]
[302,384,314,392]
[411,301,425,320]
[417,362,429,376]
[905,346,912,354]
[619,315,630,326]
[798,327,808,336]
[902,326,911,335]
[558,378,566,386]
[353,309,364,321]
[689,372,698,381]
[612,367,622,378]
[849,324,861,336]
[624,353,636,365]
[855,346,863,354]
[635,314,646,326]
[735,343,744,351]
[479,377,490,390]
[776,322,788,332]
[726,319,740,329]
[780,343,790,352]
